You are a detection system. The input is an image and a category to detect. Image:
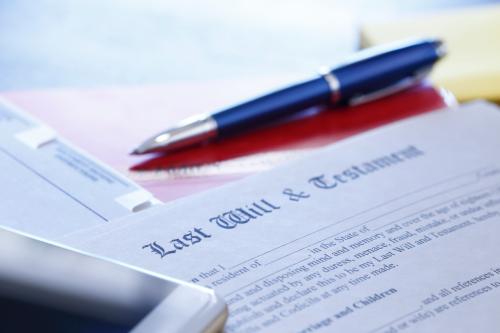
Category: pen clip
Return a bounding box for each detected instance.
[348,67,432,106]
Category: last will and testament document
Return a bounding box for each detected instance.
[66,101,500,332]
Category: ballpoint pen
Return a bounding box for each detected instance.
[132,38,445,155]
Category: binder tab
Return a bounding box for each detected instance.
[15,126,57,149]
[115,190,156,213]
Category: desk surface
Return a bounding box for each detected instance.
[0,0,497,91]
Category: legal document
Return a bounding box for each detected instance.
[65,101,500,332]
[0,98,157,239]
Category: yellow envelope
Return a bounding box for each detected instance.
[361,5,500,102]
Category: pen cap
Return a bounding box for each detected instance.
[331,39,444,103]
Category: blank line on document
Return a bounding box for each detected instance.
[263,183,495,266]
[0,147,108,222]
[228,166,489,269]
[368,306,424,333]
[224,255,312,297]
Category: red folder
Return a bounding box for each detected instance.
[2,79,450,201]
[132,82,450,170]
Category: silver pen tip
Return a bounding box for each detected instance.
[131,114,218,155]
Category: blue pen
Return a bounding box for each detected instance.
[132,39,445,155]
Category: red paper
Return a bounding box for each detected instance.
[2,79,450,202]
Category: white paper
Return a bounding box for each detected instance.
[0,98,158,239]
[65,101,500,333]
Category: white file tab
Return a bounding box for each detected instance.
[0,98,158,239]
[67,101,500,333]
[15,125,57,149]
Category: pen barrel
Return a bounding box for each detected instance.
[213,78,331,137]
[332,39,442,102]
[210,40,443,140]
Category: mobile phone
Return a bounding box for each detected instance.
[0,227,227,332]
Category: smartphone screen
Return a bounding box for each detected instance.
[1,295,140,333]
[0,227,226,333]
